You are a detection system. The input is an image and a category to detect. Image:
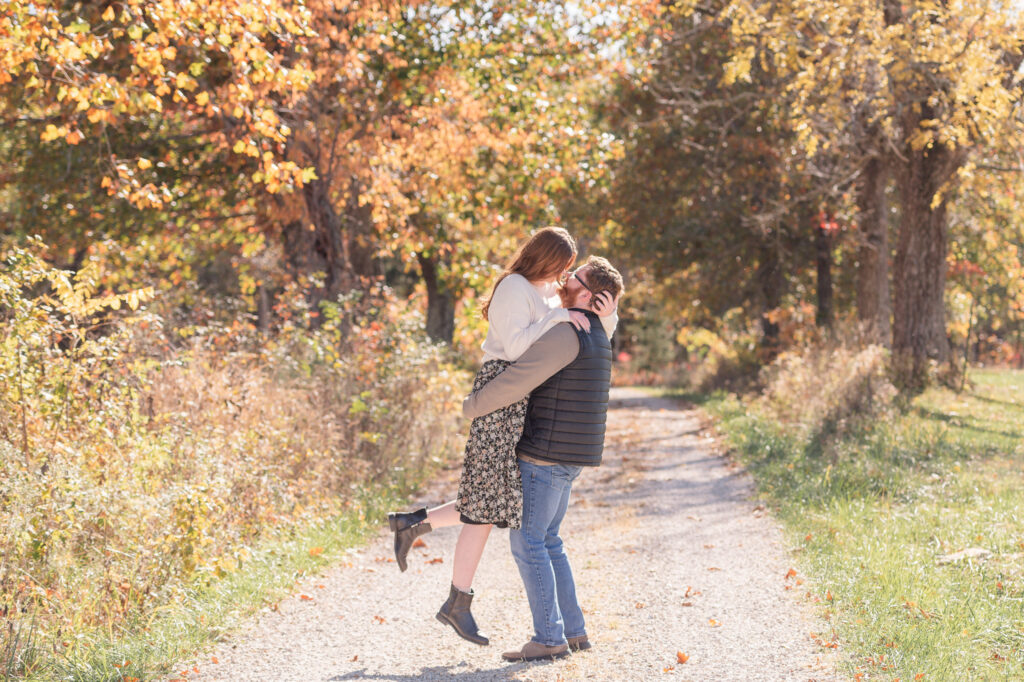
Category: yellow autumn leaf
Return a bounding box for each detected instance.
[40,124,66,142]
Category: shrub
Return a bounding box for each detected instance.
[0,242,465,674]
[756,339,897,451]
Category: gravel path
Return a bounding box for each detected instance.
[182,388,839,681]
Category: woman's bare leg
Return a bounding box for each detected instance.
[452,523,493,591]
[426,500,461,529]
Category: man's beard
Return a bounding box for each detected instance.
[558,285,578,309]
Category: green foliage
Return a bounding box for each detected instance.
[593,6,832,352]
[700,368,1024,679]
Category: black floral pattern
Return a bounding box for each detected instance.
[455,359,528,529]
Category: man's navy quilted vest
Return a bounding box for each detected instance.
[515,310,612,467]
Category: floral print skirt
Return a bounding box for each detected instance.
[455,359,528,529]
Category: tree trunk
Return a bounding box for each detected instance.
[280,175,353,319]
[1016,317,1023,369]
[814,219,834,329]
[417,252,455,345]
[344,176,381,280]
[891,137,961,391]
[756,239,784,353]
[855,155,891,345]
[257,284,271,332]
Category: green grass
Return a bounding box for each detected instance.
[21,484,410,682]
[683,369,1024,681]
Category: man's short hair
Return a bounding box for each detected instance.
[584,256,624,301]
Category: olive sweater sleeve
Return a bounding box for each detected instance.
[462,323,580,420]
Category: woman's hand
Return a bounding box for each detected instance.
[593,291,619,317]
[568,310,591,332]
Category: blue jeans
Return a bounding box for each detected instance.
[510,459,586,646]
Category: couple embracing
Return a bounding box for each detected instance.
[387,227,624,662]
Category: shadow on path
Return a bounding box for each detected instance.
[328,661,544,681]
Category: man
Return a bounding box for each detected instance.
[462,255,624,662]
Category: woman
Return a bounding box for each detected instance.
[387,227,617,646]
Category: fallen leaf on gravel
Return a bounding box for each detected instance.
[785,568,798,580]
[681,601,693,607]
[826,590,834,601]
[316,584,325,589]
[708,618,720,627]
[914,674,924,680]
[635,602,646,609]
[687,515,702,521]
[703,544,714,549]
[427,557,444,564]
[373,615,386,624]
[350,655,358,662]
[676,652,689,664]
[211,657,218,664]
[707,567,722,572]
[663,666,674,672]
[299,594,313,601]
[309,546,324,557]
[683,586,701,598]
[412,538,427,548]
[804,534,813,542]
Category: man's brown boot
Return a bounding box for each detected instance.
[436,584,489,645]
[567,635,591,652]
[502,640,570,662]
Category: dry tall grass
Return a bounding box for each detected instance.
[0,247,465,674]
[756,339,897,449]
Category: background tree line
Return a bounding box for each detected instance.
[5,1,1021,393]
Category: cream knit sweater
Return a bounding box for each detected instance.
[480,273,617,363]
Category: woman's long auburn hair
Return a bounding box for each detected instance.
[482,227,577,320]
